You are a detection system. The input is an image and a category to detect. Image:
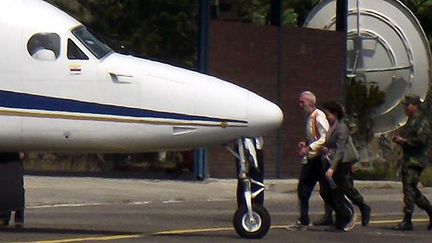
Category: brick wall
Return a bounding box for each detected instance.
[207,21,344,178]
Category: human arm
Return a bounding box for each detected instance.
[329,124,350,170]
[393,118,430,148]
[403,119,430,148]
[308,115,328,154]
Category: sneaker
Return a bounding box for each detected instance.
[313,215,334,226]
[286,220,310,231]
[343,213,356,232]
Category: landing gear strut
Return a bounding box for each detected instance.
[226,137,271,239]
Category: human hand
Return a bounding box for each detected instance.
[321,146,329,154]
[298,141,306,148]
[326,168,334,179]
[351,163,359,173]
[392,135,405,144]
[299,146,310,157]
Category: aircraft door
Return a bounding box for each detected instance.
[22,33,99,99]
[20,32,99,149]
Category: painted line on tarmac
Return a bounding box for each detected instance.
[153,218,431,236]
[9,218,431,242]
[27,201,151,209]
[206,198,230,202]
[153,227,233,235]
[368,218,429,225]
[10,234,143,243]
[162,199,184,204]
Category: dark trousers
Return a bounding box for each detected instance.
[338,163,367,208]
[328,162,355,228]
[297,156,328,225]
[0,156,25,226]
[323,162,367,216]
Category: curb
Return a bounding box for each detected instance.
[206,178,404,193]
[264,179,403,194]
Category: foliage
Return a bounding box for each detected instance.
[354,162,399,181]
[345,78,386,143]
[226,0,319,26]
[354,161,432,187]
[46,0,198,68]
[401,0,432,51]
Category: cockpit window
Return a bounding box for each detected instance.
[72,26,113,60]
[27,33,60,61]
[67,39,89,60]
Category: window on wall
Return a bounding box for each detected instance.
[27,33,60,61]
[67,39,89,60]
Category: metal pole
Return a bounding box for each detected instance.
[336,0,348,33]
[198,0,209,73]
[336,0,348,104]
[271,0,282,178]
[270,0,281,26]
[195,0,210,180]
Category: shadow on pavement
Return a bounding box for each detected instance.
[24,170,197,181]
[0,226,141,236]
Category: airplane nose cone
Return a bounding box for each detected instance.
[247,93,283,136]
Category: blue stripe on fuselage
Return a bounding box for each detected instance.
[0,90,247,124]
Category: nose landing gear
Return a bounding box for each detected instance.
[226,137,271,239]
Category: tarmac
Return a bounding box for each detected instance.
[23,175,406,207]
[1,175,430,243]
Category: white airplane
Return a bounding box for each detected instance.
[0,0,283,239]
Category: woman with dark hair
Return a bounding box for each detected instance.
[321,101,371,230]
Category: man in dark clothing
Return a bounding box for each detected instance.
[286,91,330,230]
[392,95,432,231]
[0,152,25,227]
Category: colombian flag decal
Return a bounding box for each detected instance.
[69,64,82,75]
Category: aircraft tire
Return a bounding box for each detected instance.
[233,204,271,239]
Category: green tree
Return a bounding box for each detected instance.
[47,0,198,68]
[215,0,318,26]
[345,78,386,143]
[402,0,432,50]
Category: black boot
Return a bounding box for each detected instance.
[393,214,413,231]
[360,204,371,226]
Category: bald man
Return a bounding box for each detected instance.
[288,91,330,230]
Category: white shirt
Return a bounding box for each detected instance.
[306,109,329,158]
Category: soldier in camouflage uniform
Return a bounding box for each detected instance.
[392,95,432,231]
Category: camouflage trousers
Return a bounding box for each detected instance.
[401,166,432,215]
